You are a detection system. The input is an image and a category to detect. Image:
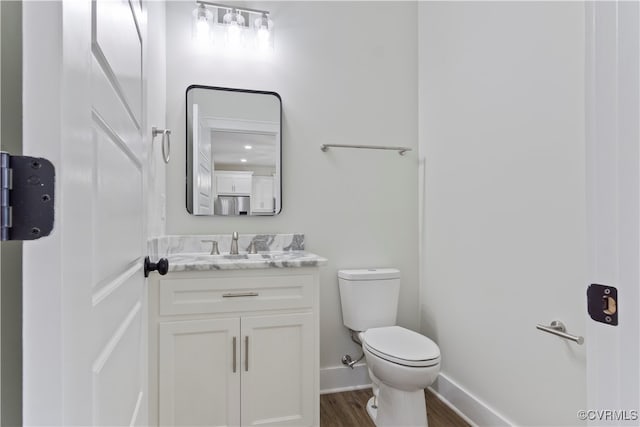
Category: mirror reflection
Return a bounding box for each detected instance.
[186,86,282,216]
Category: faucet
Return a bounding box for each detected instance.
[230,232,239,255]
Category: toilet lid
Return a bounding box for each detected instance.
[363,326,440,367]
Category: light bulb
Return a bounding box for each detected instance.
[254,13,273,52]
[192,4,212,44]
[196,18,209,39]
[223,9,245,48]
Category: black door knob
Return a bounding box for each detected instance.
[144,256,169,278]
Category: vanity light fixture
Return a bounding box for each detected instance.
[192,1,274,52]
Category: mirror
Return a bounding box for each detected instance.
[186,85,282,216]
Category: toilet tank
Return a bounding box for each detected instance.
[338,268,401,331]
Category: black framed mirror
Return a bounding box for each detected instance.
[186,85,282,216]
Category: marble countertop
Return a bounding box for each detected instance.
[166,251,328,272]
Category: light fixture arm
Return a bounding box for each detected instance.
[195,1,270,17]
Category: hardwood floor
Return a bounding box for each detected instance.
[320,388,470,427]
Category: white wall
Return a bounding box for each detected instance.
[165,1,419,384]
[419,2,587,426]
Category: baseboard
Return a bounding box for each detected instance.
[429,373,514,427]
[320,363,371,395]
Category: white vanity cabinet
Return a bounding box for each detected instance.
[149,268,320,427]
[215,171,253,195]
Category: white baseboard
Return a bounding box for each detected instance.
[320,363,371,394]
[429,373,514,427]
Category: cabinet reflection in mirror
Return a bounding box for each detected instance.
[186,85,282,216]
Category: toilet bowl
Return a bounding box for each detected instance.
[361,326,440,426]
[338,269,441,427]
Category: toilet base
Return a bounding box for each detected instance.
[366,396,378,422]
[366,384,428,427]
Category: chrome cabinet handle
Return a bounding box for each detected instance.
[536,320,584,345]
[232,336,237,373]
[245,336,249,372]
[222,292,259,298]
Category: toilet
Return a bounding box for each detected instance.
[338,268,440,427]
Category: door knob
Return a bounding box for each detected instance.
[144,256,169,277]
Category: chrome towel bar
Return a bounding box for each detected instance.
[536,320,584,345]
[320,144,412,156]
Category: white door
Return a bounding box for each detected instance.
[22,0,149,425]
[192,103,214,215]
[585,2,640,425]
[241,313,314,427]
[159,318,241,427]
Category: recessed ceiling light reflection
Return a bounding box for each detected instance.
[240,158,247,163]
[244,145,252,150]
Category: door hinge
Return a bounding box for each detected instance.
[0,152,55,241]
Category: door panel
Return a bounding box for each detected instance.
[92,118,143,287]
[91,55,141,159]
[92,302,143,426]
[241,313,314,427]
[93,0,142,125]
[91,267,142,352]
[195,104,213,214]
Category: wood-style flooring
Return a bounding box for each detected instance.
[320,388,470,427]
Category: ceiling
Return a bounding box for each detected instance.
[210,130,277,168]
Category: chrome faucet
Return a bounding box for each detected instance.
[230,232,239,255]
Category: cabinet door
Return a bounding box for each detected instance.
[252,177,274,212]
[216,174,236,195]
[159,318,241,427]
[241,313,314,426]
[233,175,252,195]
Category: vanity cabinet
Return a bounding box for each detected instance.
[251,176,275,214]
[149,268,320,427]
[215,171,253,195]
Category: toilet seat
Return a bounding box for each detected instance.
[363,326,440,368]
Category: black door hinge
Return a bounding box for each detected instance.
[0,152,55,241]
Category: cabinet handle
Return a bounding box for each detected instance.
[222,292,259,298]
[232,336,237,373]
[245,336,249,372]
